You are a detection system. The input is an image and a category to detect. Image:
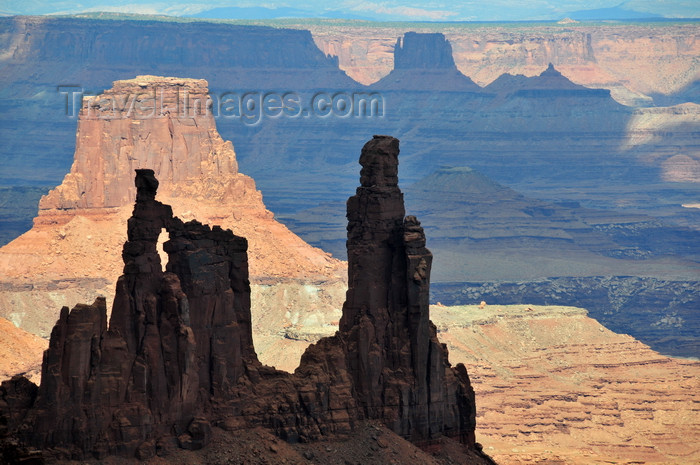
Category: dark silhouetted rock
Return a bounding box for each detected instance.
[4,168,258,460]
[0,140,484,461]
[394,32,456,70]
[372,33,482,91]
[341,136,476,444]
[0,376,38,436]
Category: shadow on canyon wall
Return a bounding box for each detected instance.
[0,16,698,357]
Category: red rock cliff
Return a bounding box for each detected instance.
[309,23,698,103]
[39,76,246,211]
[0,76,345,339]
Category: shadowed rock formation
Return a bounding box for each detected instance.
[0,138,488,462]
[341,136,475,443]
[0,75,345,342]
[371,32,481,91]
[7,168,259,459]
[394,32,456,70]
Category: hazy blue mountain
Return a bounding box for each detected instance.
[189,6,375,21]
[2,0,697,21]
[569,2,663,20]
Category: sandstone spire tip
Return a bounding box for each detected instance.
[360,135,400,187]
[135,168,159,202]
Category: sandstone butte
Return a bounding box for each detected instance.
[0,76,347,340]
[0,137,497,465]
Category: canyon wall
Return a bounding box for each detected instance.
[431,278,700,358]
[435,304,700,465]
[0,17,353,90]
[307,22,699,103]
[1,17,696,226]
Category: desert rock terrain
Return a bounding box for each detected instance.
[0,17,697,464]
[257,304,700,465]
[0,317,45,385]
[4,300,697,464]
[0,139,493,464]
[305,21,699,105]
[0,75,346,338]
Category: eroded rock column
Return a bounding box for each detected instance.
[340,135,476,444]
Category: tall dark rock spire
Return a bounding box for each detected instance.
[7,168,259,458]
[0,138,486,461]
[341,135,476,443]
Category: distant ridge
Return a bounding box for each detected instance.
[569,2,663,20]
[408,166,515,197]
[485,64,611,98]
[188,6,374,21]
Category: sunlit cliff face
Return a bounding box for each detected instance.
[622,103,700,183]
[309,23,698,103]
[0,76,346,340]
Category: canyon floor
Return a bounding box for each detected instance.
[256,304,700,465]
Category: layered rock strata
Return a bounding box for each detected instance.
[0,137,487,462]
[307,23,699,103]
[432,304,700,465]
[0,75,345,339]
[250,305,700,465]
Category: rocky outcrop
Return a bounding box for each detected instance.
[371,32,481,91]
[0,138,488,462]
[14,168,259,458]
[248,301,700,465]
[307,22,699,102]
[202,302,700,465]
[0,75,345,339]
[38,76,244,211]
[339,136,475,444]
